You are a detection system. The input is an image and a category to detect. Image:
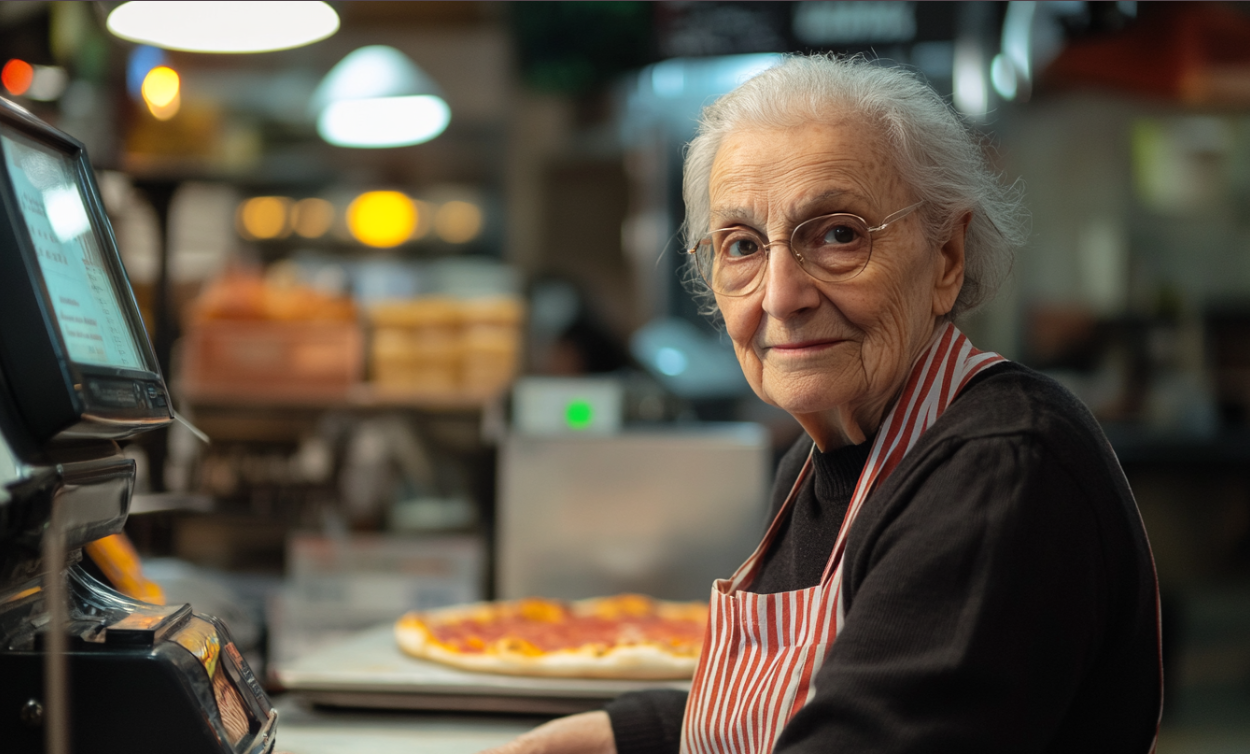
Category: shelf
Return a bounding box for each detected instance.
[177,382,506,413]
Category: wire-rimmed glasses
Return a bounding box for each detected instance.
[687,201,924,297]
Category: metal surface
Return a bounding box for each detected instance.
[41,498,68,754]
[293,690,603,716]
[272,695,539,754]
[246,710,278,754]
[497,424,770,601]
[275,623,690,713]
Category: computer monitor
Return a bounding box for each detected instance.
[0,98,171,459]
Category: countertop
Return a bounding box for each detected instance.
[271,695,546,754]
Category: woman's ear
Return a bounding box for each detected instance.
[932,212,970,317]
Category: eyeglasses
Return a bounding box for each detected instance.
[687,201,924,297]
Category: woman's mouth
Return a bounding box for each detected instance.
[767,338,845,354]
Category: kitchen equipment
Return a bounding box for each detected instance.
[0,96,275,754]
[497,423,770,601]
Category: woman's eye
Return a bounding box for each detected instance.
[823,224,859,245]
[724,237,761,258]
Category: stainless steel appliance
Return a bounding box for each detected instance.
[497,423,771,601]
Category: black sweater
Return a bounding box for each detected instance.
[606,362,1162,754]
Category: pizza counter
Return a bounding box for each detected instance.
[269,617,696,753]
[270,628,551,754]
[270,695,543,754]
[275,622,692,715]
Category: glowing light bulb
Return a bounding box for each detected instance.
[292,198,334,239]
[141,66,179,107]
[238,197,292,240]
[2,59,33,96]
[347,191,417,248]
[141,66,180,119]
[28,66,69,101]
[433,200,483,244]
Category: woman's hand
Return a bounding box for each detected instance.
[479,711,616,754]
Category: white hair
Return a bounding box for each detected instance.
[681,53,1028,320]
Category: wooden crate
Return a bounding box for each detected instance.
[179,320,363,403]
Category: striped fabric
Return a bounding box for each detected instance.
[680,323,1005,754]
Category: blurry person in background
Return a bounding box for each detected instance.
[485,54,1161,754]
[528,277,633,376]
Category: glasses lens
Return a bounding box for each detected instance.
[694,228,767,295]
[793,214,873,282]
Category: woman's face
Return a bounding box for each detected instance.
[708,120,965,448]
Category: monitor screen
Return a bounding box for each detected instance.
[0,128,144,372]
[0,98,170,454]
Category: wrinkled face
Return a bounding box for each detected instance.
[709,120,956,432]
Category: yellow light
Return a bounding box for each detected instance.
[142,65,179,106]
[142,65,180,120]
[237,196,292,240]
[292,197,334,239]
[434,200,483,244]
[146,91,180,120]
[347,191,416,248]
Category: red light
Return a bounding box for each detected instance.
[2,59,33,96]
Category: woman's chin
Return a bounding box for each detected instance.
[764,390,847,419]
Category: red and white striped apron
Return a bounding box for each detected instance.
[681,323,1005,754]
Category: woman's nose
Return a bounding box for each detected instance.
[761,242,821,319]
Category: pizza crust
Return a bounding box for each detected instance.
[394,596,706,680]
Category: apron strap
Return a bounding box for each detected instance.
[820,324,1004,584]
[725,443,816,593]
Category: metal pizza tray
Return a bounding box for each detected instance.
[274,623,692,715]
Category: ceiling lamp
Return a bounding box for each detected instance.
[106,1,339,54]
[313,46,450,149]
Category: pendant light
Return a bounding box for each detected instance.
[107,1,339,54]
[312,46,451,149]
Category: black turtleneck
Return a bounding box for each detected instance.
[751,438,872,595]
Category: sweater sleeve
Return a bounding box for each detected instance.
[605,689,689,754]
[773,434,1120,754]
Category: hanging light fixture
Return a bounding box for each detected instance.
[107,1,339,54]
[312,46,450,149]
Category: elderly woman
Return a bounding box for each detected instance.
[489,55,1161,754]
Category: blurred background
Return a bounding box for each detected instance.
[6,1,1250,748]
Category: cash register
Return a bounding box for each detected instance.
[0,98,276,753]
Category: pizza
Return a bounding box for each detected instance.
[394,594,709,679]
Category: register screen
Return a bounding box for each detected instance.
[1,128,144,371]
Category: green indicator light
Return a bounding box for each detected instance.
[565,399,594,429]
